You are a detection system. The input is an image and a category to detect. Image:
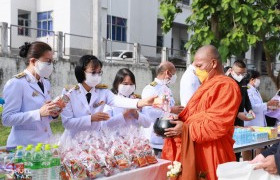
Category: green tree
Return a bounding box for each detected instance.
[160,0,280,88]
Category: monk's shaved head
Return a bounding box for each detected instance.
[157,61,176,75]
[193,45,224,77]
[195,45,221,64]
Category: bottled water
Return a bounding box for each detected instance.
[30,146,44,180]
[49,145,61,180]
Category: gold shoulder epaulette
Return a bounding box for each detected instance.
[14,72,26,79]
[150,81,157,87]
[74,84,80,90]
[64,84,76,91]
[133,94,141,99]
[96,84,108,89]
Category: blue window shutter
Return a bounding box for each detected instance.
[38,12,47,21]
[112,26,116,40]
[42,21,47,36]
[37,22,41,37]
[116,26,121,41]
[48,21,53,35]
[107,24,110,39]
[122,27,126,42]
[112,16,116,25]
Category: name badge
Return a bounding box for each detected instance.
[32,91,39,97]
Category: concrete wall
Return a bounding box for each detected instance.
[0,57,186,104]
[0,57,277,104]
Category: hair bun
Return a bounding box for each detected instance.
[19,42,31,58]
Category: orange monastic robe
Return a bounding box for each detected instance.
[162,75,241,180]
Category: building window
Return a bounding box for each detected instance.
[18,10,31,36]
[37,11,53,37]
[182,0,190,6]
[156,35,163,54]
[180,39,187,56]
[107,15,127,42]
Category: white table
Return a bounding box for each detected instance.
[99,159,171,180]
[233,138,280,153]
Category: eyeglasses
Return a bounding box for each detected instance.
[87,70,103,75]
[37,58,53,65]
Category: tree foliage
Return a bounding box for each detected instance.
[160,0,280,88]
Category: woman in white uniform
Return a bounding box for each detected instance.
[244,70,279,127]
[2,42,59,150]
[102,68,150,129]
[61,55,155,138]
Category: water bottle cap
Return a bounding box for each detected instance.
[45,144,51,150]
[27,144,33,148]
[53,144,59,149]
[37,143,43,146]
[26,146,32,151]
[17,145,23,150]
[35,146,41,152]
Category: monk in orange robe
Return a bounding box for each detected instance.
[162,45,242,180]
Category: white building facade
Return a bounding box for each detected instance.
[0,0,279,73]
[0,0,192,62]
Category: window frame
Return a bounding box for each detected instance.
[37,11,53,37]
[17,10,31,37]
[107,15,127,42]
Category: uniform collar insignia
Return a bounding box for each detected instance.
[93,101,105,107]
[32,91,39,97]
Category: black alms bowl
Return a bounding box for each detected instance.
[153,118,177,137]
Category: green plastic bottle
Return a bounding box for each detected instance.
[23,146,33,174]
[50,145,61,180]
[30,146,43,180]
[42,144,52,179]
[14,145,24,163]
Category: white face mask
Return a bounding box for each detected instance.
[118,84,135,97]
[163,73,177,85]
[232,72,244,82]
[84,73,102,87]
[169,74,177,85]
[34,60,53,78]
[254,79,260,88]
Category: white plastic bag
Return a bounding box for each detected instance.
[217,161,280,180]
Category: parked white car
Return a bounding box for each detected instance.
[105,50,147,62]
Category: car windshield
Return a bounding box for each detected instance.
[107,51,122,57]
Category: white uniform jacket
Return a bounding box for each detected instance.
[141,78,175,147]
[2,69,52,148]
[61,83,139,138]
[244,84,267,127]
[102,94,151,129]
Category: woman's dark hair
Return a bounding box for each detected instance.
[19,41,52,65]
[75,55,103,83]
[246,70,261,81]
[111,68,136,94]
